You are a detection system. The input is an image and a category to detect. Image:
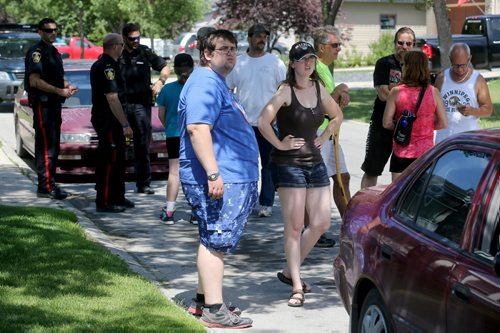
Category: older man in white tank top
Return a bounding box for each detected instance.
[434,43,493,143]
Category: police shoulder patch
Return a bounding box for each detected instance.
[104,68,115,80]
[32,51,42,63]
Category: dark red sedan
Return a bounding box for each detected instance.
[13,60,168,175]
[334,128,500,333]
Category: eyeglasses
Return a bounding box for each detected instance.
[214,46,237,55]
[323,42,341,49]
[42,28,57,33]
[296,55,317,63]
[127,36,140,41]
[113,43,124,47]
[452,63,469,69]
[397,41,415,47]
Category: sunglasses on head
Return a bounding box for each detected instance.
[397,41,414,47]
[42,28,57,33]
[127,36,140,41]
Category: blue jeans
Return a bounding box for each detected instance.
[253,126,275,207]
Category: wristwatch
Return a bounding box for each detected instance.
[207,172,220,182]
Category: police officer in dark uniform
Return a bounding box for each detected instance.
[25,18,78,200]
[120,23,170,194]
[90,33,134,213]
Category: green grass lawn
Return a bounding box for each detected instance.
[0,205,205,332]
[344,78,500,128]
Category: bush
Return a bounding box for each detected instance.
[365,33,394,65]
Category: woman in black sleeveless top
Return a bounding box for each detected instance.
[257,42,343,307]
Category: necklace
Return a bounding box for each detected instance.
[453,68,470,83]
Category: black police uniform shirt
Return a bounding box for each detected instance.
[90,53,126,131]
[119,45,166,105]
[24,40,65,104]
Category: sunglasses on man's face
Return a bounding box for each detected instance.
[127,36,140,42]
[397,41,414,47]
[42,28,57,33]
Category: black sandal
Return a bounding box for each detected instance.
[288,289,305,307]
[277,272,312,293]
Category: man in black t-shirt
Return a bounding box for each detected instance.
[360,27,416,189]
[25,17,78,200]
[90,33,134,213]
[120,23,170,194]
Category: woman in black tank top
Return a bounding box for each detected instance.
[257,42,343,307]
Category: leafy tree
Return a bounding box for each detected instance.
[0,0,205,44]
[215,0,322,49]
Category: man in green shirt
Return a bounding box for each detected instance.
[312,26,351,245]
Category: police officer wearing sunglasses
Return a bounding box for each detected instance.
[25,18,78,200]
[120,23,170,195]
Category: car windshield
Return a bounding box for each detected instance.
[0,37,39,58]
[63,70,92,107]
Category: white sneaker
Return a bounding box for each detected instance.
[258,206,272,217]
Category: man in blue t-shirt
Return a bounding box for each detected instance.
[156,53,194,224]
[178,29,258,329]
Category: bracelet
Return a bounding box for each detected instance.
[122,123,130,129]
[157,79,165,85]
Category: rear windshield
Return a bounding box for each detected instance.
[0,36,38,58]
[463,19,483,35]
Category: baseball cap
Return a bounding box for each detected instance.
[289,42,317,61]
[174,53,194,68]
[248,24,270,37]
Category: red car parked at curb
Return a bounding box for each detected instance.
[13,60,168,176]
[334,128,500,333]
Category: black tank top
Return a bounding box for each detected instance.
[271,81,324,165]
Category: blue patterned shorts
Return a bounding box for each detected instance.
[182,182,258,254]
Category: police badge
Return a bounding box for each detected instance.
[104,68,115,80]
[32,51,42,63]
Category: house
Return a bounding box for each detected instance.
[336,0,494,56]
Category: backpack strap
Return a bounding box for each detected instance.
[414,85,426,116]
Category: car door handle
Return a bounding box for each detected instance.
[451,282,470,303]
[380,244,393,261]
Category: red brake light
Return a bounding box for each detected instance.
[421,44,433,59]
[188,41,197,49]
[179,46,185,53]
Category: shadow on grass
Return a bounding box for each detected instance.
[0,205,204,332]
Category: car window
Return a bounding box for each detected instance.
[0,37,39,58]
[474,172,500,259]
[398,149,491,244]
[63,70,91,107]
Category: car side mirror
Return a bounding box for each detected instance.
[494,252,500,276]
[20,96,29,107]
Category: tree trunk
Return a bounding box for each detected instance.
[323,0,343,26]
[432,0,452,70]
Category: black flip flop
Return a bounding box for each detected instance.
[277,272,312,293]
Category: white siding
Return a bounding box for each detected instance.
[336,2,427,55]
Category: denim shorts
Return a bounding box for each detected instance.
[182,182,258,254]
[271,162,330,189]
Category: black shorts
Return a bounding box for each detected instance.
[389,153,417,173]
[361,120,394,177]
[166,137,180,159]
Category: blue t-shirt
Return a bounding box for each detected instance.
[156,80,183,138]
[178,67,259,184]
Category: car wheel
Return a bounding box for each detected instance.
[358,289,394,333]
[15,119,28,158]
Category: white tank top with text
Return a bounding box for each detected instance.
[435,68,480,143]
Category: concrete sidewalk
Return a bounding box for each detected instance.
[0,137,351,332]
